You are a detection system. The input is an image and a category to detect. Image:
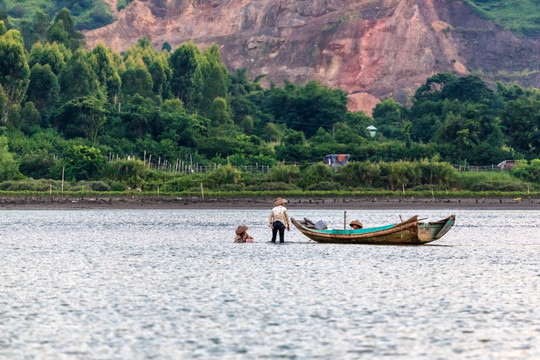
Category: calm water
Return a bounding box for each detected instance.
[1,209,539,359]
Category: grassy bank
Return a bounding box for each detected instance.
[1,189,538,199]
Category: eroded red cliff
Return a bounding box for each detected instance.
[86,0,540,114]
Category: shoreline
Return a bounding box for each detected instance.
[0,195,539,210]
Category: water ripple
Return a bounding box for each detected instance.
[0,209,539,359]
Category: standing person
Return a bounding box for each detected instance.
[269,197,290,243]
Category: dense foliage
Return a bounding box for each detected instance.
[0,9,539,193]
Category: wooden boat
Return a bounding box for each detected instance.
[291,215,455,245]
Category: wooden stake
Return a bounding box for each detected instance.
[200,182,205,199]
[61,166,65,193]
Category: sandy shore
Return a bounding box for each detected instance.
[0,195,539,210]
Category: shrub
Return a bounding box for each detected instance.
[161,176,196,192]
[218,184,245,191]
[19,152,61,179]
[417,159,458,187]
[105,159,149,188]
[203,165,242,189]
[246,182,300,191]
[267,164,301,184]
[109,181,127,191]
[64,145,107,181]
[88,181,110,191]
[306,181,343,191]
[512,159,540,183]
[0,178,59,191]
[300,163,334,189]
[0,136,23,181]
[456,171,528,190]
[388,161,421,190]
[469,180,529,192]
[336,161,381,188]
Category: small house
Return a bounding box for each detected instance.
[323,154,350,167]
[497,160,516,171]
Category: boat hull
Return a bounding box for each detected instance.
[292,215,455,245]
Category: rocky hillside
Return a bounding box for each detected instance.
[85,0,540,114]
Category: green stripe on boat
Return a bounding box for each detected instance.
[318,224,395,234]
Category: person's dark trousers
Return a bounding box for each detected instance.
[271,221,286,243]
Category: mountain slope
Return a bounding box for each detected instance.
[84,0,540,113]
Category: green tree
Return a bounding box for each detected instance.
[208,97,232,128]
[261,81,348,137]
[59,49,99,102]
[437,111,477,155]
[27,63,60,119]
[240,115,254,134]
[29,41,69,75]
[121,57,154,98]
[64,145,106,181]
[442,75,497,106]
[200,45,228,113]
[372,98,407,140]
[0,83,6,119]
[20,101,41,133]
[124,38,172,98]
[147,52,172,99]
[273,128,311,161]
[412,73,457,103]
[170,41,204,109]
[501,92,540,156]
[120,94,160,140]
[410,73,456,143]
[162,42,171,52]
[48,8,84,51]
[0,135,23,181]
[0,29,30,123]
[0,20,6,36]
[158,99,205,148]
[55,96,107,142]
[90,43,121,102]
[261,122,283,142]
[47,20,69,47]
[19,10,50,49]
[79,1,113,30]
[403,121,412,149]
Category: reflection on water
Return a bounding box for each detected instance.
[1,209,539,359]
